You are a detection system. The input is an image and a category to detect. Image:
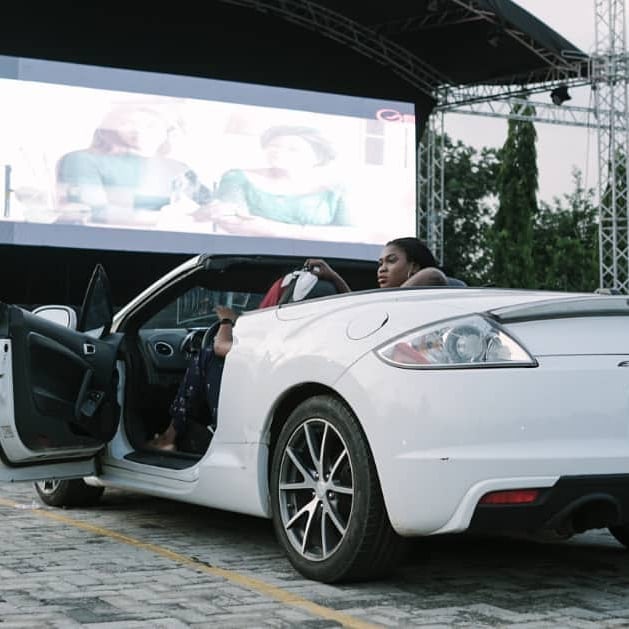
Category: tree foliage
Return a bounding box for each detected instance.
[441,135,499,285]
[532,170,599,292]
[436,112,599,292]
[492,102,538,288]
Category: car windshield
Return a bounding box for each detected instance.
[141,287,265,329]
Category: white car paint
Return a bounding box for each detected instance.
[3,262,629,544]
[93,287,629,535]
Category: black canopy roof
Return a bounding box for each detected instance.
[325,0,586,84]
[0,1,587,110]
[0,1,588,307]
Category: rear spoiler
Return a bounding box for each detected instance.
[491,295,629,324]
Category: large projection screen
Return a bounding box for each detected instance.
[0,56,416,260]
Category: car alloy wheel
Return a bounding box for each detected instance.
[36,479,62,496]
[278,417,354,561]
[270,395,402,583]
[33,479,105,507]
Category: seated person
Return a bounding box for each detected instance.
[147,305,236,451]
[191,125,357,241]
[55,105,211,227]
[306,238,462,291]
[149,271,339,452]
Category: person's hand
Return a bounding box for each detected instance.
[191,203,217,222]
[193,200,250,223]
[214,305,238,322]
[304,258,351,293]
[54,202,92,225]
[304,259,336,282]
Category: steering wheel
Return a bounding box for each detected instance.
[179,320,222,359]
[179,327,208,358]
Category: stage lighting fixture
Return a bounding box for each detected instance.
[427,0,441,12]
[550,85,571,105]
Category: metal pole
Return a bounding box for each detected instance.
[594,0,629,292]
[3,165,11,218]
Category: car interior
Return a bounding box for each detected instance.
[110,256,378,470]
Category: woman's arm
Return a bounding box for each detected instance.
[213,305,238,357]
[303,258,351,293]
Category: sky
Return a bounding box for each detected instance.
[444,0,605,205]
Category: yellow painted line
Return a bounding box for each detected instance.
[0,496,380,629]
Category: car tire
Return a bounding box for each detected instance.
[609,525,629,548]
[34,479,105,507]
[270,394,403,583]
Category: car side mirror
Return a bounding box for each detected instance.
[32,305,78,330]
[77,264,113,337]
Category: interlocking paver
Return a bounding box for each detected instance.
[3,482,629,627]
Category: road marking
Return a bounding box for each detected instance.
[0,496,380,629]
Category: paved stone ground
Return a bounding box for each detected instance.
[1,482,629,628]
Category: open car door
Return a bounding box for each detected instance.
[0,265,122,481]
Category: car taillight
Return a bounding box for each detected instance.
[479,489,540,505]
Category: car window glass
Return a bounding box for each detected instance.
[141,286,264,329]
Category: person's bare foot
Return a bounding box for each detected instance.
[146,424,176,451]
[146,437,176,451]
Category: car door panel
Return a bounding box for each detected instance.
[141,329,191,373]
[28,331,93,417]
[0,303,122,466]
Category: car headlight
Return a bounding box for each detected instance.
[375,314,537,369]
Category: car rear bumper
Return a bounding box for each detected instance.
[469,473,629,534]
[336,352,629,537]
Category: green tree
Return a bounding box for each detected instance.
[532,169,599,292]
[442,135,500,285]
[492,101,538,288]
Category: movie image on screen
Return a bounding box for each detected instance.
[0,57,416,257]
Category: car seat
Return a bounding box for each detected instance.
[446,276,467,287]
[278,270,339,304]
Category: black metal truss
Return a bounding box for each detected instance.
[216,0,586,108]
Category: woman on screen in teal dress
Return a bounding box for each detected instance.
[55,105,211,227]
[193,125,362,240]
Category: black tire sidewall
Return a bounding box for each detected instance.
[34,479,104,507]
[609,525,629,548]
[270,395,381,583]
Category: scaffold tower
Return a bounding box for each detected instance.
[594,0,629,291]
[420,0,629,289]
[417,113,445,264]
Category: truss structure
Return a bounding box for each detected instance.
[417,113,445,264]
[217,0,449,98]
[433,5,629,287]
[440,77,590,109]
[441,96,609,129]
[218,0,587,108]
[593,0,629,292]
[219,0,627,288]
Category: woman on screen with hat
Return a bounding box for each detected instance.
[192,124,374,242]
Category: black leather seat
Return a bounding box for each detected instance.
[446,277,467,287]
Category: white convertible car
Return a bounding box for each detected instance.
[1,253,629,583]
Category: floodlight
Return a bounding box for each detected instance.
[550,85,571,105]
